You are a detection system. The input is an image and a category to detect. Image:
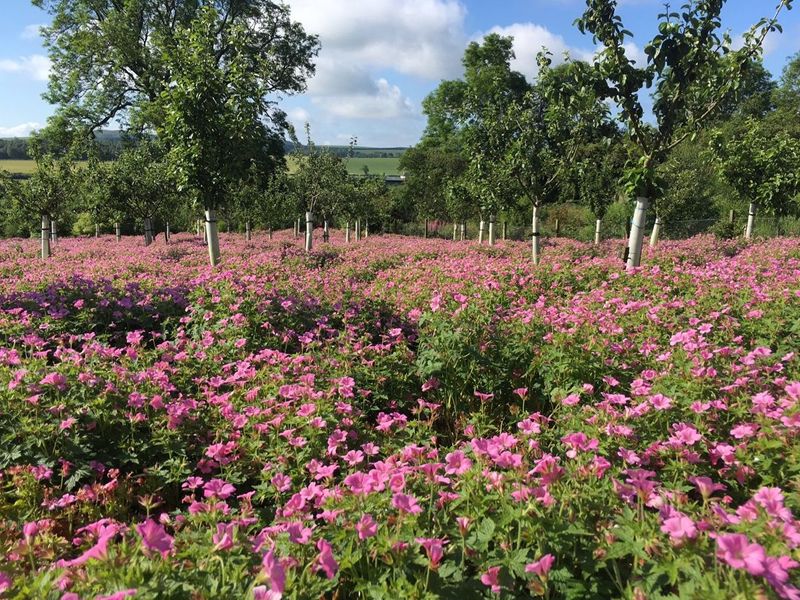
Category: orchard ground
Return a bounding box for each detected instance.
[1,231,799,599]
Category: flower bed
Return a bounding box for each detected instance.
[1,232,799,599]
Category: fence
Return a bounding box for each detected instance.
[392,214,800,244]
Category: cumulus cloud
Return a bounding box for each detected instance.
[20,24,45,40]
[479,23,595,80]
[285,0,466,81]
[311,77,415,120]
[0,54,51,81]
[0,122,43,137]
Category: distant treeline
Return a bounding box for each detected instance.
[0,133,408,161]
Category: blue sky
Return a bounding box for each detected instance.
[2,0,800,146]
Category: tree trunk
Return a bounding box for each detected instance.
[115,222,121,242]
[268,227,273,240]
[626,196,649,269]
[488,214,497,246]
[365,220,369,238]
[95,223,99,238]
[649,216,661,248]
[452,222,458,241]
[144,218,153,246]
[356,218,362,241]
[41,215,51,260]
[502,221,507,241]
[478,219,485,244]
[323,220,329,243]
[245,221,251,242]
[532,205,541,265]
[345,221,351,243]
[424,219,429,239]
[205,209,220,266]
[166,222,171,243]
[305,211,313,252]
[460,222,465,241]
[745,202,757,240]
[554,219,561,237]
[50,220,57,242]
[594,219,601,245]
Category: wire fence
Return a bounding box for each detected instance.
[392,215,800,244]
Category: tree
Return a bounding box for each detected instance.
[711,117,800,238]
[292,127,350,251]
[34,0,319,265]
[493,56,614,261]
[575,0,793,268]
[11,154,77,259]
[105,141,179,246]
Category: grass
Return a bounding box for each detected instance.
[3,157,404,177]
[0,160,38,175]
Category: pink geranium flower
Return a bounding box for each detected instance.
[660,512,697,542]
[525,554,555,577]
[355,514,378,540]
[415,537,447,569]
[136,520,174,558]
[392,493,422,515]
[716,533,766,576]
[481,566,502,593]
[315,539,338,579]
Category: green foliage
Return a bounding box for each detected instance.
[711,117,800,217]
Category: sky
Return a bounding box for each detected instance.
[2,0,800,146]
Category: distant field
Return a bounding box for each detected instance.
[0,160,37,175]
[3,157,403,177]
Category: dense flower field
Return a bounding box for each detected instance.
[1,231,799,599]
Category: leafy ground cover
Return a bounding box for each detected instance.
[1,232,799,599]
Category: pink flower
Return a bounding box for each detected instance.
[260,549,286,598]
[421,377,440,392]
[716,533,766,576]
[59,417,77,431]
[688,476,726,499]
[203,478,236,500]
[480,566,502,593]
[23,521,40,540]
[96,590,137,600]
[416,537,447,569]
[456,516,471,536]
[315,539,338,579]
[136,520,174,558]
[39,372,68,391]
[212,523,236,551]
[444,450,473,475]
[392,493,422,515]
[56,523,120,568]
[0,572,11,593]
[562,393,580,406]
[525,554,555,577]
[660,512,697,542]
[355,514,378,540]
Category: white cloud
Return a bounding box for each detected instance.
[312,77,415,119]
[0,122,43,137]
[285,0,466,80]
[480,23,595,80]
[0,54,51,81]
[20,24,45,40]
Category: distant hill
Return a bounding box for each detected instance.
[1,131,409,161]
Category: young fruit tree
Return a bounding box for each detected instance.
[711,118,800,238]
[495,56,612,263]
[104,142,177,247]
[34,0,319,266]
[9,154,77,259]
[292,128,350,252]
[575,0,794,268]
